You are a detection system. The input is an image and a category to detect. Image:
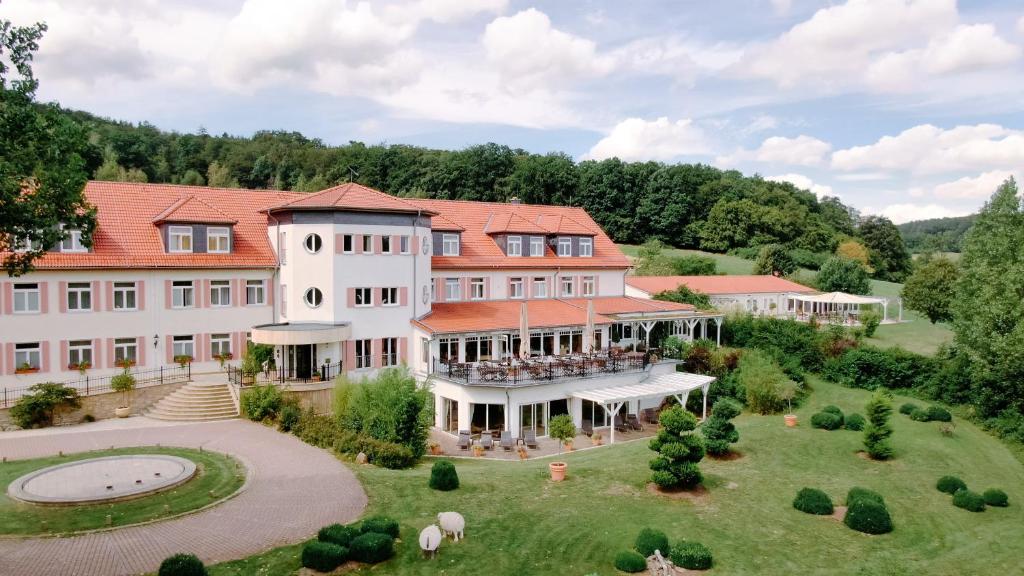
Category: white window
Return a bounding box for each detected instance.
[442,234,459,256]
[342,234,354,253]
[470,277,485,300]
[211,333,231,358]
[532,277,548,298]
[445,278,461,301]
[113,282,137,310]
[60,230,87,252]
[355,287,372,307]
[210,280,231,307]
[400,235,410,254]
[355,339,372,369]
[557,237,572,257]
[509,277,524,299]
[507,236,522,256]
[14,236,38,252]
[114,337,138,365]
[561,277,574,297]
[362,235,373,253]
[13,283,40,313]
[439,337,458,363]
[172,280,194,308]
[582,275,596,297]
[382,337,398,367]
[530,236,544,257]
[169,226,193,253]
[68,340,93,369]
[246,280,265,305]
[304,287,323,308]
[67,282,92,311]
[279,231,287,265]
[303,233,322,254]
[207,227,230,253]
[381,235,392,254]
[381,287,399,306]
[172,335,194,359]
[579,237,593,257]
[15,343,41,371]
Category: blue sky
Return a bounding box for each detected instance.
[9,0,1024,222]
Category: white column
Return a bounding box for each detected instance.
[702,384,709,420]
[716,319,721,346]
[434,393,445,429]
[457,336,466,363]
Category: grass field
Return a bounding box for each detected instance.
[0,446,244,535]
[210,379,1022,576]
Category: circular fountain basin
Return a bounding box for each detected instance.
[7,454,197,506]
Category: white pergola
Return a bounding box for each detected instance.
[572,372,716,444]
[790,291,900,322]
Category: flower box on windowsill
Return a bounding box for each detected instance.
[15,367,39,375]
[69,362,92,371]
[173,355,194,367]
[116,360,136,370]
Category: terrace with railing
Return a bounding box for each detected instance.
[430,350,650,387]
[0,365,191,408]
[226,361,344,389]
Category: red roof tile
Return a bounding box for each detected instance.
[152,195,237,225]
[267,182,434,215]
[484,212,552,235]
[626,275,816,296]
[560,296,695,314]
[536,213,596,235]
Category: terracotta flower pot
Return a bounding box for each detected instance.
[115,406,131,418]
[784,414,798,427]
[549,462,567,482]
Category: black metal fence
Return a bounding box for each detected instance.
[1,364,191,408]
[227,361,344,389]
[431,352,650,387]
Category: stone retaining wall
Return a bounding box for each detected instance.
[0,381,187,430]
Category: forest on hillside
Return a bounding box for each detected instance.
[898,215,976,253]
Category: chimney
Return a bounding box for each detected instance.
[510,196,520,205]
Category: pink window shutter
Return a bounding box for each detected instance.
[400,287,408,306]
[400,337,408,364]
[391,235,400,254]
[1,282,9,314]
[460,278,469,301]
[91,280,100,311]
[137,336,146,368]
[372,338,382,368]
[575,276,581,297]
[105,281,114,311]
[335,234,344,254]
[525,278,531,299]
[344,341,355,371]
[92,338,102,369]
[201,280,211,308]
[354,235,362,254]
[164,280,173,309]
[372,287,381,307]
[594,275,600,296]
[347,287,355,308]
[39,282,49,314]
[484,277,491,299]
[166,335,174,364]
[40,341,50,373]
[58,281,68,313]
[435,278,444,302]
[5,343,14,375]
[60,340,69,371]
[411,235,419,254]
[137,280,146,310]
[374,235,383,254]
[107,338,115,369]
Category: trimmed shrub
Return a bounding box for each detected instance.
[158,553,207,576]
[847,487,885,506]
[910,408,931,422]
[634,528,670,557]
[429,460,460,491]
[701,398,741,456]
[793,488,834,515]
[953,489,986,512]
[983,489,1009,507]
[824,346,935,391]
[899,402,919,415]
[811,412,843,430]
[318,523,359,548]
[936,475,967,495]
[821,405,845,419]
[348,532,395,564]
[845,413,866,431]
[670,540,713,570]
[863,389,894,460]
[843,499,893,534]
[301,541,347,572]
[241,384,282,421]
[614,550,648,573]
[649,406,705,490]
[360,516,400,539]
[925,406,953,422]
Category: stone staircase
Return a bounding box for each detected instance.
[146,381,239,422]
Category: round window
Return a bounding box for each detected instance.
[304,287,323,308]
[303,233,322,254]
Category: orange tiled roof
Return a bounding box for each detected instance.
[485,212,552,235]
[537,213,595,235]
[626,275,816,296]
[152,195,237,225]
[560,296,695,314]
[266,182,434,215]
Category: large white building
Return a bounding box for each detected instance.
[1,181,722,437]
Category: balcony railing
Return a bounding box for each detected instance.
[431,351,650,387]
[226,361,343,389]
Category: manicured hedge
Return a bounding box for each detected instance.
[793,488,833,515]
[899,402,919,415]
[821,405,844,419]
[348,532,395,564]
[360,516,400,539]
[318,523,359,548]
[634,528,670,557]
[301,541,348,572]
[953,489,986,512]
[429,460,460,491]
[845,413,866,431]
[158,553,207,576]
[847,487,885,507]
[811,412,843,430]
[614,550,648,573]
[910,408,931,422]
[823,346,935,391]
[983,489,1009,507]
[936,476,967,495]
[670,540,713,570]
[926,406,953,422]
[843,498,893,534]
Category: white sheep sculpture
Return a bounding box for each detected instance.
[437,511,465,542]
[419,524,443,558]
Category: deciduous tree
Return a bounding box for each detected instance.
[816,257,871,294]
[901,255,958,323]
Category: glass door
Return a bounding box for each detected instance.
[520,402,547,436]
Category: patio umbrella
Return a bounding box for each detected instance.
[519,301,530,359]
[583,299,595,353]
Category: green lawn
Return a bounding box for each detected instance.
[0,446,244,535]
[210,379,1022,576]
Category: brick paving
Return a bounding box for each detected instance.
[0,418,367,576]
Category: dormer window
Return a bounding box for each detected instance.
[442,234,460,256]
[169,226,193,253]
[208,227,230,253]
[557,237,572,257]
[579,237,593,257]
[507,236,522,257]
[60,230,87,253]
[530,236,544,257]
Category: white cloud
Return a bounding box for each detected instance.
[387,0,507,25]
[863,202,970,224]
[765,173,834,199]
[583,117,710,162]
[718,134,831,167]
[770,0,792,16]
[932,170,1020,199]
[835,172,890,182]
[1017,15,1024,35]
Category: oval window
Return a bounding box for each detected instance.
[303,233,322,254]
[304,287,323,308]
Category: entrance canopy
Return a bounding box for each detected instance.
[791,292,885,305]
[251,322,351,346]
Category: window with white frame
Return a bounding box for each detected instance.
[114,337,138,365]
[211,333,231,358]
[302,233,322,254]
[439,337,458,363]
[246,280,265,305]
[68,340,92,369]
[509,277,524,299]
[470,277,485,300]
[13,283,39,313]
[400,235,410,254]
[172,335,195,359]
[529,236,544,257]
[67,282,92,311]
[172,280,194,308]
[382,337,398,367]
[210,280,231,306]
[442,233,459,256]
[362,235,373,253]
[557,237,572,257]
[14,236,39,252]
[355,339,372,369]
[381,235,392,254]
[169,226,193,253]
[532,277,548,298]
[582,275,596,297]
[507,236,522,256]
[60,229,87,252]
[561,276,574,297]
[342,234,354,253]
[445,278,461,301]
[355,287,372,307]
[15,342,40,370]
[207,227,230,253]
[381,287,398,306]
[113,282,137,310]
[579,237,593,257]
[304,287,323,308]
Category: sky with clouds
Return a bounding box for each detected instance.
[7,0,1024,223]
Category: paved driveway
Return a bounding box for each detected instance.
[0,418,367,575]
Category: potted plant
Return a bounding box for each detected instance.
[517,446,528,460]
[173,354,193,369]
[70,361,91,375]
[781,383,798,428]
[548,414,576,481]
[428,441,443,456]
[214,352,233,370]
[591,432,604,446]
[110,369,136,418]
[15,362,38,374]
[116,358,136,370]
[472,444,484,458]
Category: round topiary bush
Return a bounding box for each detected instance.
[983,489,1008,507]
[909,408,931,422]
[821,405,844,421]
[953,489,986,512]
[348,531,395,564]
[318,523,360,547]
[843,498,893,534]
[614,550,648,573]
[845,413,866,431]
[936,475,967,495]
[301,541,348,572]
[925,406,952,422]
[634,528,670,557]
[793,487,834,515]
[428,460,460,491]
[360,516,400,539]
[847,487,885,507]
[670,540,713,570]
[158,553,207,576]
[811,411,843,430]
[899,402,919,415]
